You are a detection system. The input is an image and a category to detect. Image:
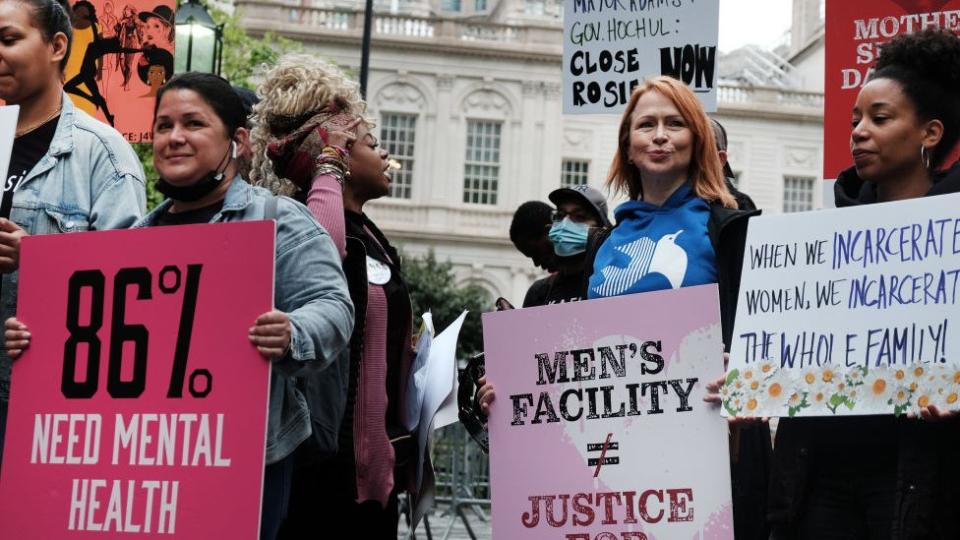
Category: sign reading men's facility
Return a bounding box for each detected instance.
[483,285,733,539]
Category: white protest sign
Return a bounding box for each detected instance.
[563,0,719,114]
[724,193,960,418]
[0,106,20,213]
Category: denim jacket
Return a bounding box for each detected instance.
[0,93,146,401]
[135,179,354,464]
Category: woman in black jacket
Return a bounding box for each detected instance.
[586,75,770,540]
[768,29,960,540]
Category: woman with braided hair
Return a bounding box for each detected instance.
[250,54,415,538]
[768,29,960,540]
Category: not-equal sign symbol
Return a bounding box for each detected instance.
[587,433,620,477]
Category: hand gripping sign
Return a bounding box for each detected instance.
[482,285,733,540]
[0,221,274,539]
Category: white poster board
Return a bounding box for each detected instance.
[0,105,20,216]
[724,193,960,418]
[562,0,719,114]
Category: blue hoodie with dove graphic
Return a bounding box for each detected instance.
[588,182,717,298]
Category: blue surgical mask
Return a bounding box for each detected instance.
[548,218,589,257]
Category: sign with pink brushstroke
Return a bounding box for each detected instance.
[0,221,274,539]
[482,284,732,540]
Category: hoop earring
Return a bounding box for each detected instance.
[921,145,931,170]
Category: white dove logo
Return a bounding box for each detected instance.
[592,230,688,296]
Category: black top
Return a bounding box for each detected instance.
[2,115,60,219]
[522,272,586,307]
[154,201,224,227]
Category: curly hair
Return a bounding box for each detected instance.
[872,29,960,169]
[249,53,371,196]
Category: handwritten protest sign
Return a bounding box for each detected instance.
[483,285,732,540]
[64,0,177,142]
[0,221,274,539]
[823,0,960,178]
[724,194,960,418]
[563,0,719,114]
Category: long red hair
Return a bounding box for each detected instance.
[608,76,737,209]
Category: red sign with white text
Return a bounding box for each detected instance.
[0,221,274,539]
[824,0,960,178]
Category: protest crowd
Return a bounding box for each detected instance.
[0,0,958,539]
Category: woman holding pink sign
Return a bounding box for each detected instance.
[480,75,771,539]
[768,29,960,540]
[584,75,770,540]
[0,0,145,474]
[7,72,355,540]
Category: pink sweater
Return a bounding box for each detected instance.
[306,174,395,507]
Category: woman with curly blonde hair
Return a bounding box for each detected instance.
[251,54,414,538]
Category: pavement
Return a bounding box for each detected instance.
[397,503,492,540]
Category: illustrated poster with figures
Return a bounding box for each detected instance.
[0,221,273,539]
[64,0,176,143]
[482,285,733,540]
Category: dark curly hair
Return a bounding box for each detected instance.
[872,29,960,169]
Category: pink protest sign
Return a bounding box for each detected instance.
[0,221,274,539]
[482,285,732,540]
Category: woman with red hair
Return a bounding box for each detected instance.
[586,76,770,539]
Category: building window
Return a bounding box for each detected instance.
[525,0,545,15]
[561,159,589,187]
[441,0,462,11]
[475,0,487,10]
[380,113,416,199]
[463,120,501,205]
[783,175,815,213]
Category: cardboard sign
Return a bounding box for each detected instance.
[0,221,274,539]
[725,193,960,418]
[64,0,177,142]
[823,0,960,179]
[563,0,719,114]
[483,285,733,540]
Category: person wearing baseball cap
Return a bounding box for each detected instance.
[521,184,611,306]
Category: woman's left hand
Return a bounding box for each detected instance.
[914,405,959,421]
[249,310,292,361]
[0,219,28,273]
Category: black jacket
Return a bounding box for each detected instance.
[769,163,960,540]
[298,213,414,498]
[583,200,771,540]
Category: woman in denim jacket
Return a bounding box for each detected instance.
[0,0,146,464]
[5,73,354,540]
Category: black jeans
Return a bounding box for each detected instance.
[278,456,400,539]
[796,457,897,540]
[0,397,7,473]
[261,452,295,540]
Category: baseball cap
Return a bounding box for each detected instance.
[548,185,611,228]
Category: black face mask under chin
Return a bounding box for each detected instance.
[156,143,233,203]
